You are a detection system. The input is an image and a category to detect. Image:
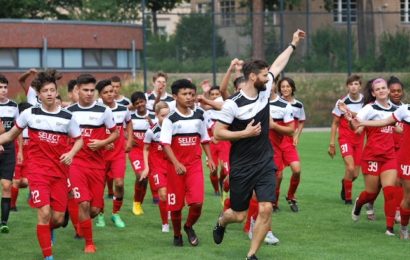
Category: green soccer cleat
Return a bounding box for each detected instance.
[111,213,125,228]
[0,224,9,233]
[95,213,106,228]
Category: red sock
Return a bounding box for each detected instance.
[287,175,300,200]
[244,198,258,233]
[112,197,123,214]
[223,178,230,192]
[79,219,94,246]
[400,206,410,226]
[185,203,202,228]
[67,198,80,235]
[210,174,219,193]
[159,200,168,225]
[223,198,231,212]
[344,179,353,201]
[383,186,396,229]
[171,210,182,236]
[107,177,114,196]
[357,191,378,208]
[134,180,147,203]
[11,186,19,208]
[37,224,52,257]
[394,186,404,211]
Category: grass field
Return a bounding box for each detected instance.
[1,132,408,260]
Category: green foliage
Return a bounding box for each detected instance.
[72,0,140,22]
[377,30,410,72]
[0,0,81,19]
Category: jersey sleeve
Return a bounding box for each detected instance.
[356,104,373,121]
[26,87,38,106]
[168,100,176,113]
[103,107,116,131]
[284,104,294,123]
[125,108,132,123]
[216,100,237,125]
[159,118,173,145]
[15,109,30,129]
[332,100,342,117]
[299,104,306,122]
[68,116,82,139]
[393,105,408,122]
[144,129,153,144]
[199,118,211,143]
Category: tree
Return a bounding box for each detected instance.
[146,0,185,36]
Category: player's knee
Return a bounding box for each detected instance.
[158,189,167,201]
[53,214,65,227]
[346,164,355,174]
[1,181,12,192]
[258,203,273,217]
[90,207,101,218]
[236,211,247,222]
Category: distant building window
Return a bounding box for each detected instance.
[64,49,82,68]
[401,0,410,23]
[101,50,116,68]
[0,49,17,67]
[220,0,235,26]
[84,49,100,67]
[117,50,128,68]
[128,50,140,69]
[333,0,357,23]
[84,49,116,68]
[46,49,62,68]
[19,49,41,68]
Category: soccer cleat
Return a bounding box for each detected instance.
[264,231,279,245]
[385,227,395,236]
[0,224,9,233]
[106,194,114,199]
[162,224,169,233]
[173,235,183,247]
[213,217,226,244]
[365,203,375,221]
[246,254,258,260]
[84,244,96,253]
[132,202,144,216]
[286,197,299,212]
[184,225,199,246]
[10,207,17,212]
[395,209,401,224]
[44,256,54,260]
[152,198,159,205]
[400,226,409,240]
[340,179,345,201]
[214,191,221,197]
[351,198,360,222]
[111,214,125,228]
[95,213,106,228]
[74,234,82,240]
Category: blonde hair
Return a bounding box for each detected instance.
[155,101,169,114]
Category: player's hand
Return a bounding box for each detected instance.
[293,135,299,146]
[201,80,211,93]
[174,161,186,175]
[207,159,216,173]
[350,118,360,130]
[292,29,305,46]
[29,68,38,75]
[104,143,114,151]
[229,58,239,71]
[139,168,149,181]
[60,152,74,165]
[394,123,403,134]
[196,94,205,103]
[145,116,154,127]
[88,139,105,151]
[235,60,244,72]
[337,101,350,114]
[244,119,261,138]
[17,151,24,165]
[328,144,336,159]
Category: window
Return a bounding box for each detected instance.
[46,49,62,68]
[401,0,410,23]
[333,0,357,23]
[0,49,17,67]
[117,50,128,68]
[19,49,41,68]
[220,0,235,26]
[64,49,82,68]
[84,49,116,68]
[83,49,100,67]
[128,50,140,69]
[101,50,116,67]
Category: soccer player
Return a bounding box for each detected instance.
[160,79,215,247]
[140,101,170,232]
[129,91,155,215]
[0,74,19,233]
[111,76,131,106]
[146,72,176,112]
[67,74,119,253]
[94,79,132,228]
[350,78,398,236]
[212,29,305,260]
[278,77,306,212]
[10,102,32,211]
[353,102,410,239]
[67,79,79,104]
[328,75,364,204]
[0,70,83,259]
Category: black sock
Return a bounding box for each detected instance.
[1,197,11,225]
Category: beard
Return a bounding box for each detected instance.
[254,79,266,91]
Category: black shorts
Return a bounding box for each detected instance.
[0,150,16,181]
[229,158,276,212]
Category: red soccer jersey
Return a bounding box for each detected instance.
[103,103,131,161]
[15,106,81,177]
[393,104,410,164]
[130,111,156,153]
[160,108,210,166]
[144,123,167,171]
[357,101,397,161]
[269,96,294,149]
[280,98,305,149]
[68,102,116,170]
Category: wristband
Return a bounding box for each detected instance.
[289,43,296,50]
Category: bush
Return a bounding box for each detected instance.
[377,30,410,72]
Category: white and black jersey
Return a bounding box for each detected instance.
[145,92,176,112]
[217,72,274,168]
[0,99,19,149]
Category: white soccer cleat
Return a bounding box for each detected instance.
[400,226,408,240]
[162,224,169,233]
[385,229,395,236]
[264,231,279,245]
[351,198,360,222]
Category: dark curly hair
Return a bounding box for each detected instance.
[31,70,59,92]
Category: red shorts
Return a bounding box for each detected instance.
[280,144,300,166]
[361,159,397,176]
[106,155,126,179]
[338,139,363,166]
[167,161,204,211]
[69,164,105,209]
[210,141,230,175]
[148,166,167,191]
[128,149,145,174]
[27,174,68,212]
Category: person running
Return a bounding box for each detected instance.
[0,70,83,259]
[212,29,305,260]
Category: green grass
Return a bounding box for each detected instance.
[1,132,408,259]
